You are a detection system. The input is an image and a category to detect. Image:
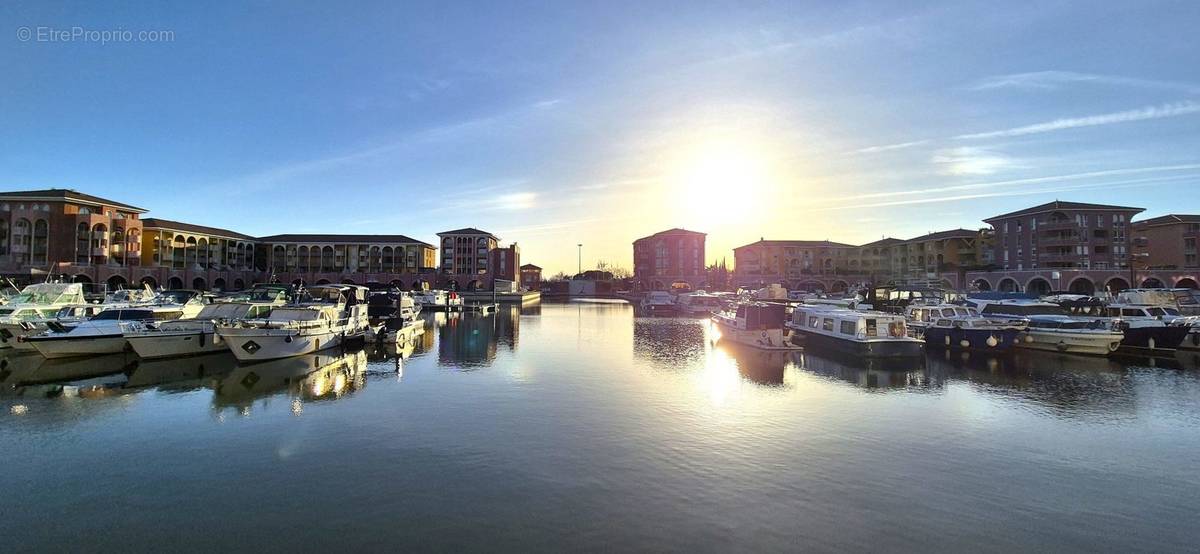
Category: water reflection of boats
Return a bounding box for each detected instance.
[797,350,931,390]
[436,310,519,368]
[213,349,367,410]
[18,352,137,386]
[125,352,239,391]
[633,319,708,369]
[924,348,1142,416]
[1,351,134,398]
[715,341,798,385]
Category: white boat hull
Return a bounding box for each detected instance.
[27,334,130,359]
[127,330,227,359]
[713,318,797,350]
[1018,330,1123,356]
[219,327,352,362]
[0,322,42,351]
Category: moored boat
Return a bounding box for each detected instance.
[972,299,1123,356]
[711,302,799,350]
[787,304,924,357]
[906,303,1026,352]
[216,285,370,362]
[639,291,677,316]
[24,309,162,359]
[126,302,278,359]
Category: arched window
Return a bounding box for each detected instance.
[109,227,125,265]
[173,235,186,268]
[13,219,31,265]
[370,246,381,273]
[197,238,209,267]
[382,246,394,272]
[32,220,49,264]
[272,246,286,272]
[321,246,335,272]
[0,218,8,255]
[185,237,198,266]
[298,246,310,272]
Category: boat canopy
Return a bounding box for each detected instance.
[266,308,326,322]
[737,303,787,328]
[91,309,158,321]
[8,283,85,305]
[196,303,255,319]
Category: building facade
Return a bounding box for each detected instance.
[489,242,520,283]
[984,201,1144,272]
[0,189,516,291]
[1134,214,1200,270]
[520,264,542,290]
[0,189,147,272]
[437,228,498,275]
[632,228,706,290]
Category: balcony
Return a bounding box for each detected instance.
[1038,252,1080,263]
[1039,234,1084,246]
[1039,220,1079,232]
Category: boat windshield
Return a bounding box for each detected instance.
[982,304,1068,316]
[158,290,199,304]
[8,283,85,305]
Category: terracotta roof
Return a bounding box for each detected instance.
[1134,214,1200,227]
[257,234,433,247]
[520,264,542,270]
[437,227,495,237]
[860,237,904,247]
[0,188,147,212]
[905,228,979,242]
[634,228,707,243]
[984,200,1143,222]
[733,239,855,251]
[141,218,255,240]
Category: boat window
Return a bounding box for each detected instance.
[808,316,818,328]
[888,321,905,337]
[1106,308,1121,317]
[865,319,877,336]
[1160,308,1181,316]
[736,306,746,318]
[936,319,953,327]
[1122,308,1144,317]
[840,320,856,335]
[822,318,834,331]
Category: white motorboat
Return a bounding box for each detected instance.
[711,302,799,350]
[217,285,370,362]
[2,304,107,352]
[787,304,924,357]
[0,283,88,349]
[24,308,160,359]
[675,291,725,316]
[126,302,277,359]
[639,291,677,315]
[972,299,1123,356]
[413,289,463,312]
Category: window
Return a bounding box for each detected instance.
[839,320,856,335]
[822,318,834,331]
[808,316,818,328]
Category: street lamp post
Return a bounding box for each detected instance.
[577,243,582,275]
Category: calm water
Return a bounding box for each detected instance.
[3,301,1200,552]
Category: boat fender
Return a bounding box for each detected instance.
[198,332,205,347]
[1148,337,1155,350]
[986,335,998,348]
[960,339,970,349]
[1109,341,1120,352]
[944,335,951,346]
[1056,341,1068,352]
[1024,334,1034,343]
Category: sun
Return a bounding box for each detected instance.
[668,138,775,227]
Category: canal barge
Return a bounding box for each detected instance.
[787,304,924,357]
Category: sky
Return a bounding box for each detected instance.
[2,1,1198,275]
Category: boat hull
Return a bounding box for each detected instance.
[127,330,227,359]
[26,334,130,359]
[923,327,1023,352]
[791,327,925,358]
[218,327,359,362]
[0,322,42,351]
[712,318,796,350]
[1017,330,1123,356]
[1117,326,1190,353]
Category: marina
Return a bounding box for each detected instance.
[4,301,1200,551]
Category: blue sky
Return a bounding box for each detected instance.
[3,1,1198,274]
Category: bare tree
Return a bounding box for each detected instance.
[595,259,632,279]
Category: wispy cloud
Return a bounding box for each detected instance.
[969,71,1200,94]
[854,140,930,154]
[851,100,1200,154]
[809,163,1200,204]
[486,192,537,211]
[814,173,1199,211]
[954,100,1200,140]
[931,146,1023,175]
[220,100,562,194]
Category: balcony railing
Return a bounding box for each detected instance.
[1039,220,1079,232]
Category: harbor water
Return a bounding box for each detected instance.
[3,300,1200,552]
